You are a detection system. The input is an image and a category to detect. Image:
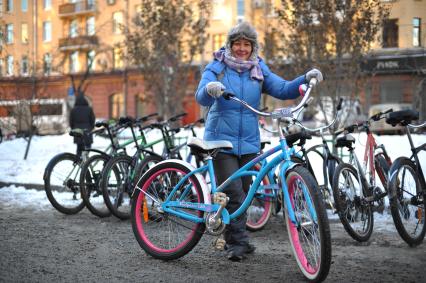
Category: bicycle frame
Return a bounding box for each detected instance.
[406,124,426,189]
[157,138,312,227]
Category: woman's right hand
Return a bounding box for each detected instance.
[206,82,225,98]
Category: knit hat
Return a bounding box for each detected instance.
[225,22,259,60]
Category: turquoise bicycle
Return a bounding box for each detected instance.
[130,79,331,281]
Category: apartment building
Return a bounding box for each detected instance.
[0,0,425,123]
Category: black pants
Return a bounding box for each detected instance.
[76,143,91,157]
[213,152,257,246]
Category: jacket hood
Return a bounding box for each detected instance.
[226,21,259,60]
[75,94,89,106]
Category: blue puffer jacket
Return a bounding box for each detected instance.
[195,59,306,156]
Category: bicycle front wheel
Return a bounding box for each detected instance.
[332,163,374,242]
[101,155,133,220]
[131,161,206,260]
[80,154,111,218]
[44,153,85,214]
[305,146,337,211]
[389,158,426,246]
[284,166,331,282]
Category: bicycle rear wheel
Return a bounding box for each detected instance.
[332,163,374,242]
[80,154,111,218]
[246,163,273,232]
[389,158,426,246]
[375,153,391,188]
[101,155,134,220]
[44,153,85,214]
[284,166,331,282]
[131,161,205,260]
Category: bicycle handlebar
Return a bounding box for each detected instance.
[408,121,426,129]
[335,107,394,135]
[168,112,187,122]
[222,78,317,120]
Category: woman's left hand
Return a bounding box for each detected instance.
[305,68,323,83]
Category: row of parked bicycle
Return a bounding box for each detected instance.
[43,80,425,282]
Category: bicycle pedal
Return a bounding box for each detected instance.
[213,192,228,206]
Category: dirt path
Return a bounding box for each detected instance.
[0,204,425,282]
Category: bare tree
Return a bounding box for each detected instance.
[126,0,210,119]
[275,0,389,129]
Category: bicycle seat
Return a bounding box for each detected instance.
[187,137,233,154]
[69,128,84,138]
[335,134,355,148]
[286,131,312,147]
[385,110,419,126]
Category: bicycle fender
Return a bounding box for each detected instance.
[388,157,415,200]
[43,152,77,181]
[153,159,211,205]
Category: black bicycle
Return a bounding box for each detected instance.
[43,127,106,214]
[386,110,426,246]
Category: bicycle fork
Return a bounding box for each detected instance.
[279,162,317,227]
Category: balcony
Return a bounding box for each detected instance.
[59,35,99,51]
[59,1,97,18]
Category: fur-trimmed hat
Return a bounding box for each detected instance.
[225,21,259,60]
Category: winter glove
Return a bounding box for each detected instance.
[305,68,323,83]
[206,82,225,98]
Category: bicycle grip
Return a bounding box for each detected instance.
[309,78,318,87]
[223,91,235,100]
[168,112,187,122]
[336,97,344,111]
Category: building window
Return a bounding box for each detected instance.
[87,50,96,71]
[87,0,95,9]
[70,19,78,38]
[6,24,13,43]
[21,0,28,12]
[212,0,224,20]
[109,93,124,119]
[113,47,123,69]
[43,53,52,75]
[237,0,244,22]
[212,34,225,51]
[380,80,402,103]
[0,1,3,15]
[6,0,12,12]
[21,56,28,75]
[413,18,421,47]
[6,55,13,76]
[21,23,28,43]
[135,93,147,117]
[0,58,3,76]
[113,12,123,34]
[44,0,51,10]
[43,21,52,42]
[382,19,398,48]
[86,16,95,36]
[69,51,79,73]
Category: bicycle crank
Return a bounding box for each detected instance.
[205,192,229,235]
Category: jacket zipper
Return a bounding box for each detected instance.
[239,72,243,156]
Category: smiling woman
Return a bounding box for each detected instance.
[194,21,323,261]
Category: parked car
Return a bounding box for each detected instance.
[368,103,412,134]
[299,96,367,132]
[0,98,69,136]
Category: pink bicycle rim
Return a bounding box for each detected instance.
[287,175,317,275]
[134,167,201,253]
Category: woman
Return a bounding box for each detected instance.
[195,21,323,261]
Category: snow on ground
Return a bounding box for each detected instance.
[0,127,425,232]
